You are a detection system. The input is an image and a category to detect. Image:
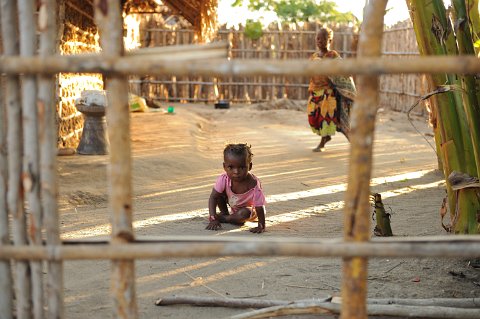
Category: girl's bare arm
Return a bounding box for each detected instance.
[206,188,222,230]
[250,206,266,234]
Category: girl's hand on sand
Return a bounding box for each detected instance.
[206,221,221,230]
[249,225,265,234]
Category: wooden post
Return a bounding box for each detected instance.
[0,6,13,315]
[38,0,64,318]
[1,1,32,318]
[93,1,138,318]
[341,1,387,319]
[18,1,44,318]
[0,92,13,319]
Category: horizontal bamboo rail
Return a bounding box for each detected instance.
[1,236,480,260]
[1,55,479,76]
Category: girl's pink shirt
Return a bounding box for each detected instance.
[214,173,266,213]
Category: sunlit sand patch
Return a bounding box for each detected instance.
[136,166,326,200]
[62,224,112,239]
[64,293,90,304]
[61,209,208,239]
[141,260,268,297]
[138,185,212,199]
[379,180,443,199]
[137,257,233,283]
[218,179,444,233]
[134,167,431,202]
[266,169,433,203]
[259,166,328,179]
[269,179,443,226]
[61,170,440,239]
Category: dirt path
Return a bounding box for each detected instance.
[57,103,479,318]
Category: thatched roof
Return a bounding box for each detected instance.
[161,0,218,42]
[162,0,201,26]
[65,0,217,42]
[123,0,218,42]
[123,0,164,14]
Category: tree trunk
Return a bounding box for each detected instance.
[406,0,480,234]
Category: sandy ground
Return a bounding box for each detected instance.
[57,102,480,318]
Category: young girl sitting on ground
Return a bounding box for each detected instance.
[206,143,266,233]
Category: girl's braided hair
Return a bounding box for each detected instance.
[223,143,253,162]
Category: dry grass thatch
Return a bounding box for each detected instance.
[123,0,218,42]
[162,0,218,42]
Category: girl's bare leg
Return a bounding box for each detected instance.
[224,208,252,225]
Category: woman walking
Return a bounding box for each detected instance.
[308,27,356,152]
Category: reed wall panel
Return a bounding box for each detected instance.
[133,18,426,117]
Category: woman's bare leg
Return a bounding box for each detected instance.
[313,135,331,152]
[341,126,350,142]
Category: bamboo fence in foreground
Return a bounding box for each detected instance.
[341,1,387,317]
[1,1,480,319]
[0,236,480,260]
[1,54,480,76]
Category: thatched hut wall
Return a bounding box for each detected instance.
[57,0,103,148]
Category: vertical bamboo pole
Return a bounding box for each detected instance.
[0,104,13,317]
[341,1,387,319]
[18,0,44,318]
[1,1,32,318]
[0,29,14,319]
[93,1,138,318]
[38,0,65,318]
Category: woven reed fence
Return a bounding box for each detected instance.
[131,19,358,103]
[132,17,426,116]
[380,20,427,115]
[2,1,480,319]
